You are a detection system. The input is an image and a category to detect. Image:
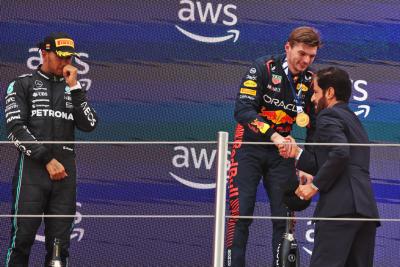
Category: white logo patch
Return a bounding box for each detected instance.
[176,1,239,43]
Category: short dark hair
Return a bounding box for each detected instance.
[316,67,352,103]
[288,26,322,48]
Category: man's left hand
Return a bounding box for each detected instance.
[295,184,318,200]
[298,170,314,185]
[63,64,78,87]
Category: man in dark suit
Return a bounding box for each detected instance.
[280,67,379,267]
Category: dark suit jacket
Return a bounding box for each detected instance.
[297,102,379,219]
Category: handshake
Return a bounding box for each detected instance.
[274,135,300,159]
[271,133,318,200]
[271,133,301,159]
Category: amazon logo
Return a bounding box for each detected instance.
[36,202,85,243]
[176,0,239,43]
[352,79,370,118]
[302,220,314,257]
[170,146,230,189]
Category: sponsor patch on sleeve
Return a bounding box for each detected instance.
[240,88,257,96]
[250,119,270,134]
[243,80,257,88]
[7,81,15,94]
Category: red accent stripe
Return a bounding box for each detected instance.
[226,126,244,248]
[265,59,273,76]
[229,192,239,198]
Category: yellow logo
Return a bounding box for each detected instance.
[240,88,257,96]
[55,38,75,48]
[243,80,257,88]
[251,119,270,134]
[297,83,308,92]
[56,51,75,57]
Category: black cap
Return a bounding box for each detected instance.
[282,180,311,212]
[37,32,79,58]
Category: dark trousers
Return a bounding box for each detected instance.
[225,141,297,267]
[5,154,76,267]
[310,219,377,267]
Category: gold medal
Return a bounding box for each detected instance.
[296,112,309,127]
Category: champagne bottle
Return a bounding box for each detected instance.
[275,211,300,267]
[49,238,63,267]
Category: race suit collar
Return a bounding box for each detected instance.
[37,65,65,82]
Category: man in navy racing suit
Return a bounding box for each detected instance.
[4,32,98,267]
[225,26,322,267]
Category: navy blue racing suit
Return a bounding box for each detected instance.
[225,55,315,267]
[4,67,98,266]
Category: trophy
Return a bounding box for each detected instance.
[275,211,300,267]
[49,238,63,267]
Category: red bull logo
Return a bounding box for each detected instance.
[250,119,269,134]
[259,108,294,125]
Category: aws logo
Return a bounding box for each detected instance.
[176,0,239,43]
[302,220,314,256]
[35,202,85,243]
[169,146,230,189]
[352,79,370,118]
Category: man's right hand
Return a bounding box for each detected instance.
[279,135,300,158]
[63,64,78,87]
[46,159,68,180]
[271,132,286,146]
[272,132,294,157]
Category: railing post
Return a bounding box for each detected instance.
[213,131,229,267]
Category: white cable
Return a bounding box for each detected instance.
[225,216,395,222]
[0,215,213,218]
[0,141,216,145]
[0,214,398,222]
[0,140,398,146]
[229,141,400,147]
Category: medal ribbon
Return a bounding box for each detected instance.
[282,58,304,114]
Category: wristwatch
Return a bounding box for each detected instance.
[295,147,303,161]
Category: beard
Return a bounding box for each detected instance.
[315,96,328,114]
